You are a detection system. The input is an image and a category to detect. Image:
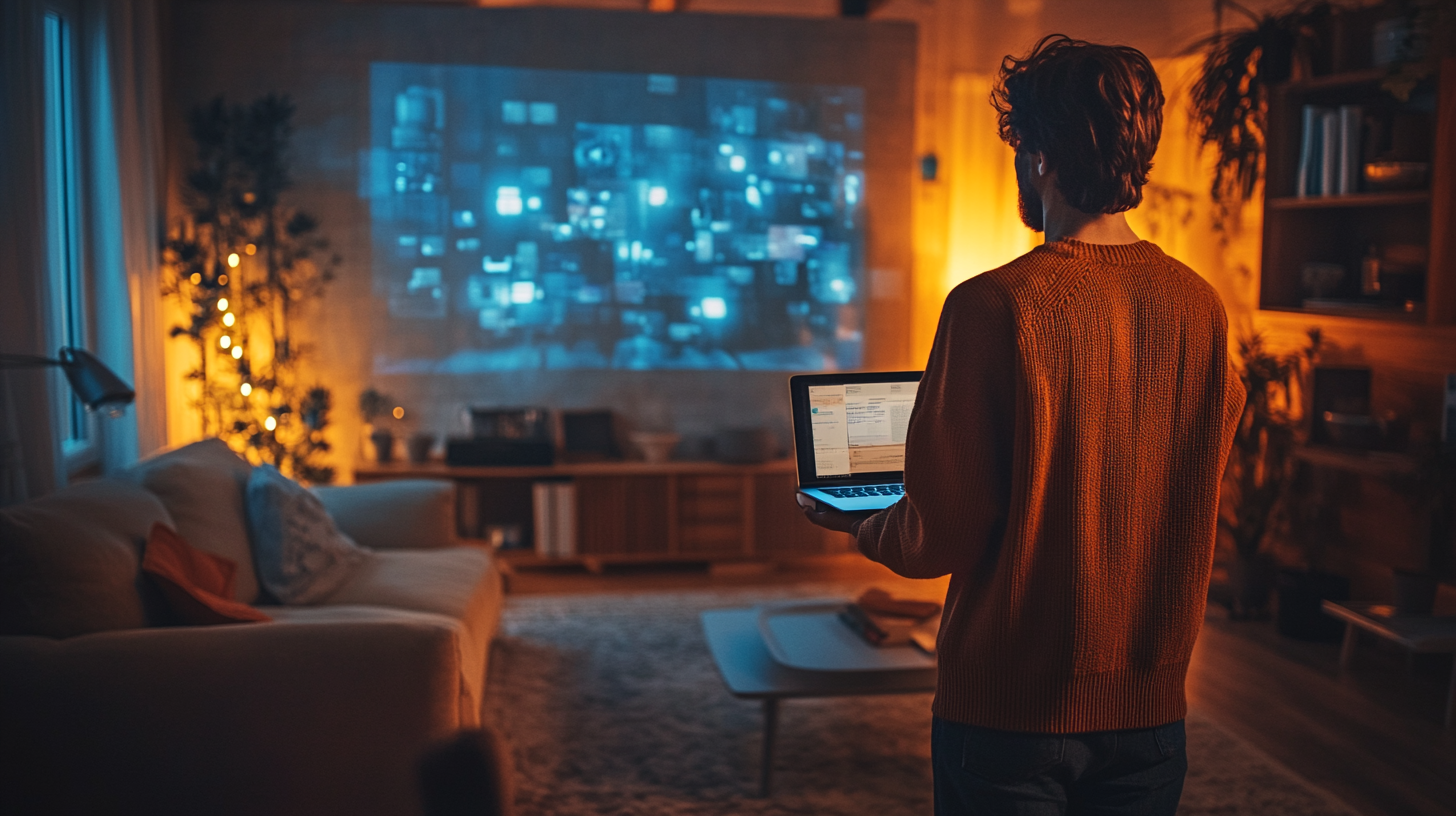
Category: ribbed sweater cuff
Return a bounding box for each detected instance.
[931,660,1190,734]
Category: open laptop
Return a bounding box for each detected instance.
[789,370,922,512]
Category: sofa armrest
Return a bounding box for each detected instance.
[0,611,464,816]
[315,479,457,550]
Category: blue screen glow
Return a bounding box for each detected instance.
[363,62,865,373]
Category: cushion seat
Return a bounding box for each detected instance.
[306,545,502,724]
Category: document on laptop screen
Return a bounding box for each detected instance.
[807,381,919,478]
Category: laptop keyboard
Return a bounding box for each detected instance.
[821,484,904,498]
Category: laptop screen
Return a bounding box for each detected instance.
[790,372,921,483]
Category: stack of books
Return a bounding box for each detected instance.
[1297,104,1363,198]
[531,480,577,557]
[838,587,941,652]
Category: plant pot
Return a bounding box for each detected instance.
[1392,570,1439,615]
[370,430,395,464]
[407,432,435,464]
[1229,555,1277,621]
[1275,569,1349,641]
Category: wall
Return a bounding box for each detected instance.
[161,1,916,472]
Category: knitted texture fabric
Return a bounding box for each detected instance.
[856,238,1245,733]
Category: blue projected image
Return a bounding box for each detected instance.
[363,63,866,373]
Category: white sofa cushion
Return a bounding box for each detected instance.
[0,480,173,637]
[123,439,258,603]
[247,465,368,605]
[314,546,501,725]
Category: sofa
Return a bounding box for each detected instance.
[0,439,504,816]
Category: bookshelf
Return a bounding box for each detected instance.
[1260,56,1456,324]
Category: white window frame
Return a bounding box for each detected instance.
[43,0,98,475]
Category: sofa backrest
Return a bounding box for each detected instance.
[0,479,174,638]
[122,439,259,603]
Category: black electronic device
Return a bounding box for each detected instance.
[445,437,555,467]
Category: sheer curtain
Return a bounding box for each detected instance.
[0,0,164,504]
[0,0,60,504]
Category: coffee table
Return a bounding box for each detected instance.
[1322,600,1456,727]
[700,604,936,796]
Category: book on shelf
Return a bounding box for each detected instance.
[1296,103,1362,197]
[531,480,577,557]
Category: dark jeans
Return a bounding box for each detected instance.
[931,716,1187,816]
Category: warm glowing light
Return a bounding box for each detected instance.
[264,416,276,431]
[227,253,240,268]
[729,155,747,173]
[218,274,229,286]
[222,312,235,327]
[231,346,243,359]
[217,298,229,311]
[219,335,232,349]
[648,186,668,206]
[190,273,202,285]
[392,406,405,420]
[240,383,252,396]
[244,243,257,255]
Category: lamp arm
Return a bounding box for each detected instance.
[0,354,62,369]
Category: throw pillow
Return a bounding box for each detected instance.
[123,438,260,603]
[142,523,271,625]
[246,464,368,605]
[0,480,173,638]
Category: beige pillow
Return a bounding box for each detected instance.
[0,479,174,638]
[124,439,259,603]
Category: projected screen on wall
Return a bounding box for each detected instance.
[363,63,865,373]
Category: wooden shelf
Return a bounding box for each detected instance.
[1294,445,1419,478]
[1266,302,1427,323]
[357,458,846,569]
[1267,191,1430,210]
[356,458,795,480]
[1281,68,1386,93]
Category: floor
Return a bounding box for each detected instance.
[504,554,1456,816]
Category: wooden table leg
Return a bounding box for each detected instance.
[759,697,779,798]
[1338,622,1358,670]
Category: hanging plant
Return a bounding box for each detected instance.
[163,94,342,483]
[1188,1,1334,213]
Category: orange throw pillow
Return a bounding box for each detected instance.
[142,523,271,625]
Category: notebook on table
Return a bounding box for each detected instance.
[789,370,921,512]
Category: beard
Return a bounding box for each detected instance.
[1015,152,1045,232]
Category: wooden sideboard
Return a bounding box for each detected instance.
[354,459,853,569]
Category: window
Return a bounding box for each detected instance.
[43,7,94,465]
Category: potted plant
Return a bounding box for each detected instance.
[1221,328,1321,619]
[359,387,395,463]
[1188,1,1334,215]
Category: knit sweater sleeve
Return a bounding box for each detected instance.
[854,275,1017,579]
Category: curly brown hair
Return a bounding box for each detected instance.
[992,34,1164,214]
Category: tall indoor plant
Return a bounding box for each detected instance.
[1188,1,1333,220]
[163,95,341,483]
[1221,328,1321,619]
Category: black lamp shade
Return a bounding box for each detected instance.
[58,347,134,412]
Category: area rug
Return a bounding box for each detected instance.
[482,585,1360,816]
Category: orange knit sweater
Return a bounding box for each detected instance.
[856,238,1245,733]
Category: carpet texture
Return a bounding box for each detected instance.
[483,585,1360,815]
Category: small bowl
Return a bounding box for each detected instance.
[1363,162,1429,192]
[629,431,681,463]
